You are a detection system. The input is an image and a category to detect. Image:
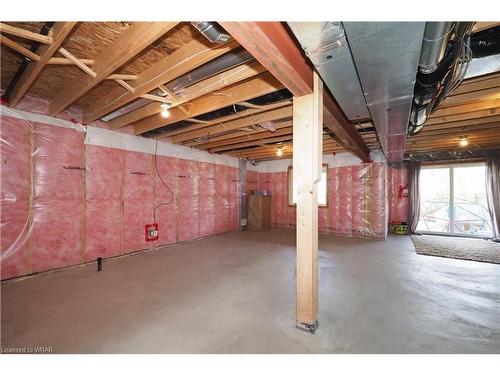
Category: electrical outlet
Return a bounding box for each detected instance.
[145,223,159,241]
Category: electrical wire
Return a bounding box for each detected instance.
[152,138,176,222]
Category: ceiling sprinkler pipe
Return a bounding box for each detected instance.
[192,22,231,44]
[419,22,455,74]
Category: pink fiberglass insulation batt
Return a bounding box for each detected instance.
[0,116,31,279]
[257,162,388,239]
[0,113,240,280]
[388,165,410,223]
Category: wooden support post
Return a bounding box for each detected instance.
[293,71,323,333]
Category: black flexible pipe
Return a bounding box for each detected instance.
[470,28,500,58]
[2,22,55,102]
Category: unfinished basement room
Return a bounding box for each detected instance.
[1,5,500,366]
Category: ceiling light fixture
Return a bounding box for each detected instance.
[160,102,171,118]
[459,135,469,147]
[276,145,284,157]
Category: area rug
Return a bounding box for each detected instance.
[411,235,500,264]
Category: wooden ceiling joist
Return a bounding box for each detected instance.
[48,22,179,117]
[108,61,265,129]
[169,104,293,144]
[207,125,293,152]
[0,22,53,44]
[0,34,40,61]
[441,86,500,107]
[160,101,290,140]
[8,23,77,107]
[83,36,239,123]
[194,121,293,149]
[47,57,95,65]
[220,21,371,161]
[59,47,96,78]
[133,72,284,135]
[430,98,500,118]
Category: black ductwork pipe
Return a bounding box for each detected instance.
[408,22,500,134]
[469,26,500,58]
[2,22,55,101]
[413,44,455,106]
[191,22,231,44]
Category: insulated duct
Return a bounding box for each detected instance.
[408,22,499,134]
[418,22,454,74]
[192,22,231,44]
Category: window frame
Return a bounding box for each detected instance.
[287,163,329,208]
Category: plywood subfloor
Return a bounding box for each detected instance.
[1,230,499,353]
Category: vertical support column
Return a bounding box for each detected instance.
[293,71,323,333]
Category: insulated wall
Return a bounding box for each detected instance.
[388,164,410,223]
[1,111,239,280]
[255,162,388,239]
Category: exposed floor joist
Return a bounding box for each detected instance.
[219,21,371,161]
[83,37,240,124]
[48,22,179,116]
[8,23,77,106]
[133,72,284,135]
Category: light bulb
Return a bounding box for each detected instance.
[161,108,170,118]
[459,136,468,147]
[276,148,283,156]
[160,102,171,118]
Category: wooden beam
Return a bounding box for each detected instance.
[196,122,292,149]
[220,22,313,97]
[106,74,138,81]
[441,86,500,107]
[83,36,239,123]
[133,72,284,135]
[0,22,53,44]
[108,61,265,129]
[115,79,135,92]
[161,101,290,139]
[48,22,178,117]
[431,98,500,117]
[48,57,95,65]
[169,104,292,143]
[472,22,500,33]
[220,21,370,161]
[323,91,371,161]
[59,47,96,78]
[9,22,77,107]
[140,94,171,103]
[294,71,322,333]
[0,34,40,62]
[426,107,500,125]
[208,125,293,152]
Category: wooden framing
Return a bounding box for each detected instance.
[133,72,284,135]
[162,101,290,140]
[0,22,53,44]
[8,23,77,107]
[108,61,265,129]
[83,37,239,123]
[0,34,40,61]
[169,104,292,143]
[293,71,323,332]
[47,57,95,65]
[59,47,96,78]
[220,21,371,162]
[48,22,179,116]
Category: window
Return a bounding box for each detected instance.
[287,164,328,207]
[416,162,492,237]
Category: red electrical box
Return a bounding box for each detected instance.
[145,223,159,241]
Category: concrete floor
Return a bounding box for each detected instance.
[1,230,499,353]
